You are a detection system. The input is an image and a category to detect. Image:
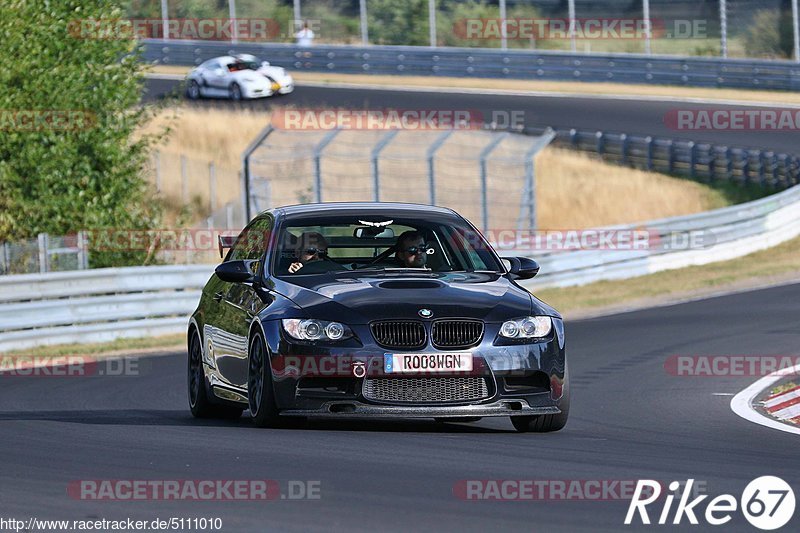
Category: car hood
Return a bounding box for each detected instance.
[273,272,558,324]
[257,66,291,81]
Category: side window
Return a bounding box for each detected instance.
[229,216,273,262]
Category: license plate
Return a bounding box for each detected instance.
[384,352,472,373]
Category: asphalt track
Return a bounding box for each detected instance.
[2,282,799,531]
[144,78,800,153]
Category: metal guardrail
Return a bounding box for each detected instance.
[2,179,800,351]
[517,182,800,290]
[141,39,800,91]
[0,265,212,351]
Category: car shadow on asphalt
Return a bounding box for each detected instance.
[0,409,513,433]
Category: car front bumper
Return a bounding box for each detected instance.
[260,319,567,418]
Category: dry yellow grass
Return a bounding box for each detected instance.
[150,66,800,105]
[535,149,728,228]
[140,106,729,229]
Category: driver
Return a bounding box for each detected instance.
[394,231,429,268]
[288,232,329,273]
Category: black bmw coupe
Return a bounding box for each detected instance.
[188,203,568,432]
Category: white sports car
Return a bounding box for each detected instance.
[185,55,294,101]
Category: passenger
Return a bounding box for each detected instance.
[394,231,430,268]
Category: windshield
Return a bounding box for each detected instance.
[272,215,503,277]
[227,60,259,72]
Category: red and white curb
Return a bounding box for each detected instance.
[731,364,800,436]
[762,385,800,425]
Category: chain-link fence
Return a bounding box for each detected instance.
[0,232,89,276]
[129,0,800,60]
[243,127,554,232]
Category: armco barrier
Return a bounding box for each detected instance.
[141,39,800,91]
[0,265,212,352]
[2,182,800,351]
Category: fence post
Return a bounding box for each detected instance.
[520,129,556,231]
[226,203,234,230]
[758,151,766,186]
[181,155,189,205]
[37,233,50,273]
[428,0,437,47]
[643,0,652,55]
[77,230,89,270]
[620,133,628,165]
[209,162,217,212]
[359,0,368,45]
[426,130,453,205]
[688,141,696,179]
[229,0,238,44]
[154,150,162,193]
[313,129,341,203]
[499,0,508,50]
[241,125,275,220]
[371,130,399,202]
[160,0,169,41]
[0,241,8,274]
[570,128,578,147]
[479,132,509,233]
[646,136,654,170]
[719,0,728,58]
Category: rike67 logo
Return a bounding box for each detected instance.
[625,477,795,530]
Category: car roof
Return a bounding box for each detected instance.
[269,202,459,221]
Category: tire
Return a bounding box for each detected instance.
[511,364,569,433]
[188,329,243,419]
[229,82,242,101]
[186,80,201,100]
[247,332,281,428]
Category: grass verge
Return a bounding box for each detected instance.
[4,334,184,358]
[534,235,800,318]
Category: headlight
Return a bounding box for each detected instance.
[499,316,552,339]
[282,319,352,341]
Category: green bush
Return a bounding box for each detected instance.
[0,0,163,267]
[744,9,790,58]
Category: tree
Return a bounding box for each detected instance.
[0,0,162,267]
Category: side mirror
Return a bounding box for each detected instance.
[261,61,270,67]
[503,256,540,280]
[215,260,256,283]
